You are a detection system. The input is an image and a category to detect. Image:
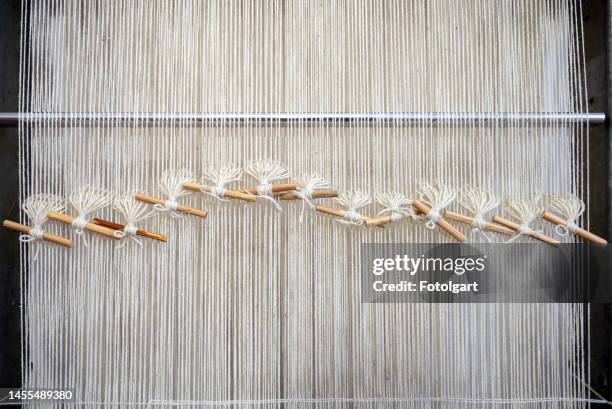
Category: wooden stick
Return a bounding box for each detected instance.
[3,219,72,247]
[182,182,256,202]
[47,211,120,239]
[541,211,607,246]
[278,190,338,200]
[315,204,379,225]
[92,218,167,242]
[241,183,297,195]
[411,200,466,242]
[444,210,515,236]
[491,215,560,246]
[133,193,208,218]
[365,215,393,227]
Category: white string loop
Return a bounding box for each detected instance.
[424,209,442,230]
[555,220,580,237]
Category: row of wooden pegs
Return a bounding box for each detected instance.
[2,161,608,250]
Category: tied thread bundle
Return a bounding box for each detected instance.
[244,160,291,212]
[13,194,70,259]
[155,169,197,218]
[69,186,112,231]
[112,194,157,248]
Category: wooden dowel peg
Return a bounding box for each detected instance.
[365,215,393,227]
[315,204,379,225]
[241,183,297,195]
[492,215,560,246]
[47,211,120,239]
[278,190,338,201]
[182,182,256,202]
[3,219,72,247]
[541,211,607,246]
[444,210,515,236]
[411,200,466,242]
[133,193,208,218]
[92,218,167,242]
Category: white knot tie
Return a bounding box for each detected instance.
[378,206,414,223]
[19,226,45,260]
[337,209,363,226]
[469,216,492,244]
[114,222,143,248]
[164,199,178,211]
[507,223,541,243]
[424,208,442,230]
[555,220,580,237]
[19,226,44,243]
[71,215,90,246]
[252,183,282,212]
[202,185,229,202]
[391,212,404,222]
[154,198,182,218]
[517,224,534,236]
[471,216,487,230]
[124,223,139,236]
[72,215,89,231]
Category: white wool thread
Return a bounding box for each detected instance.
[417,182,455,230]
[459,188,501,243]
[375,193,416,224]
[113,194,157,248]
[244,160,289,212]
[69,185,112,246]
[335,191,371,226]
[154,169,196,218]
[294,174,331,222]
[504,198,543,242]
[201,165,243,202]
[542,193,585,237]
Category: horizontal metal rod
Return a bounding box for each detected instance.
[0,112,606,126]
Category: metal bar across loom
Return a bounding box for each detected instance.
[0,112,606,126]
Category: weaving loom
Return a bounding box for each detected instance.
[5,0,607,407]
